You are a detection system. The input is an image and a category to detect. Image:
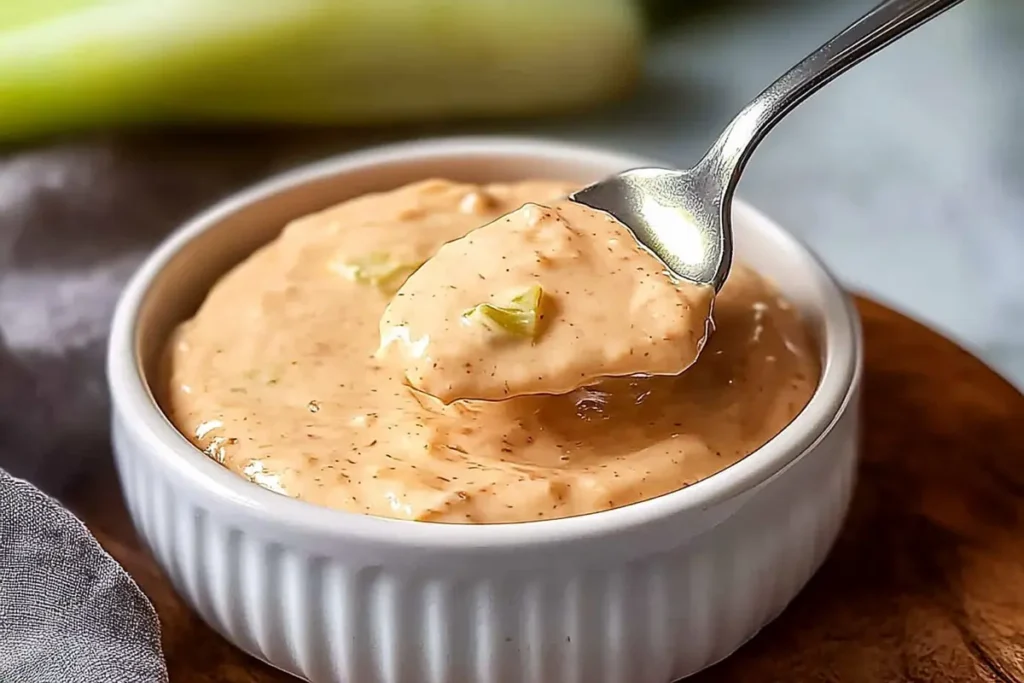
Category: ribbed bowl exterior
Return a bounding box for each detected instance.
[112,394,858,683]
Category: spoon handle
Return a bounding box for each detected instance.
[705,0,967,181]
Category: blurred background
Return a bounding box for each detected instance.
[0,0,1021,487]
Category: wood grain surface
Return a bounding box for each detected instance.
[68,297,1024,682]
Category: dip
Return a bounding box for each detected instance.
[162,179,819,523]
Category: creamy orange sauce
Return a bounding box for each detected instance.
[379,200,714,403]
[162,179,819,523]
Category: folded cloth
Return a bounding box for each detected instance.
[0,469,168,682]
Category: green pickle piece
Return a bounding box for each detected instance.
[336,252,421,294]
[462,284,544,339]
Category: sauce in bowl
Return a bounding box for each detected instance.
[162,179,819,523]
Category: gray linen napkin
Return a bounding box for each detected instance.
[0,135,316,681]
[0,469,168,682]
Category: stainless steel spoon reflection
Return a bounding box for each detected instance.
[571,0,966,291]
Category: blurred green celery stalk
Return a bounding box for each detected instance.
[0,0,643,141]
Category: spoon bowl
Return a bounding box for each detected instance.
[572,164,733,291]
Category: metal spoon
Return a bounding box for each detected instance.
[571,0,966,291]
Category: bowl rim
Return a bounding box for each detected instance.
[107,135,862,550]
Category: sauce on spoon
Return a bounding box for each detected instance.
[379,199,714,404]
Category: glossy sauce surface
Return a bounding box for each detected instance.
[162,179,820,523]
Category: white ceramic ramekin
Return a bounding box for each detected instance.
[108,137,862,683]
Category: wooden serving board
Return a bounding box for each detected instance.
[68,297,1024,682]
